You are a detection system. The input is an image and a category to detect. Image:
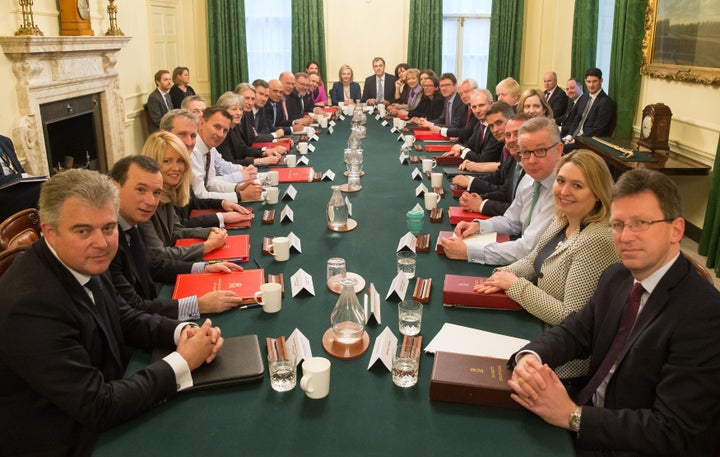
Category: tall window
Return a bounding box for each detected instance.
[596,0,615,90]
[442,0,492,86]
[245,0,291,82]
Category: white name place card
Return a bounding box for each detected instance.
[328,126,334,135]
[385,272,409,301]
[415,183,429,197]
[308,143,316,152]
[322,169,336,181]
[311,134,319,142]
[399,153,409,165]
[286,328,313,366]
[298,155,310,165]
[344,196,352,217]
[282,185,297,201]
[396,232,418,253]
[287,232,302,253]
[329,120,336,127]
[412,203,424,213]
[339,115,346,121]
[367,326,398,371]
[397,133,405,142]
[375,114,381,121]
[290,268,315,297]
[364,283,381,324]
[390,126,397,133]
[280,205,294,223]
[381,119,389,127]
[411,168,423,180]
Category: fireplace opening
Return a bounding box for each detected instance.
[40,94,106,174]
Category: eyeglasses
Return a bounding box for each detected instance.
[609,219,673,234]
[518,142,559,160]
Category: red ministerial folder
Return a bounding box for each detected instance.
[449,206,491,225]
[320,107,338,116]
[434,155,463,166]
[188,209,252,229]
[172,269,265,304]
[430,352,520,409]
[442,274,522,310]
[251,142,290,152]
[425,144,454,152]
[275,167,314,183]
[414,130,447,141]
[174,234,250,262]
[435,231,510,255]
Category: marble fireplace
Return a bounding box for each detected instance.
[0,36,131,176]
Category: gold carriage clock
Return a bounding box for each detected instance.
[59,0,94,36]
[638,103,672,153]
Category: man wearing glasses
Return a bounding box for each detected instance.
[441,117,560,266]
[508,168,720,455]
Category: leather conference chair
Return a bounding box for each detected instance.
[682,251,714,285]
[0,208,40,252]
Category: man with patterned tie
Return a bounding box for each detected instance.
[508,168,720,456]
[361,57,396,105]
[0,168,224,456]
[146,69,174,132]
[441,117,560,266]
[543,71,568,125]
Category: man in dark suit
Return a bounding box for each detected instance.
[562,68,616,152]
[423,73,468,130]
[0,134,43,221]
[543,71,569,125]
[285,72,315,119]
[0,168,224,456]
[508,168,720,456]
[426,78,478,142]
[146,69,174,131]
[270,77,309,134]
[252,79,286,140]
[109,155,244,320]
[556,77,583,126]
[440,92,503,168]
[456,113,530,217]
[361,57,397,104]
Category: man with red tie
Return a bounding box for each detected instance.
[508,168,720,455]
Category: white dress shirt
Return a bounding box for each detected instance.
[190,136,246,202]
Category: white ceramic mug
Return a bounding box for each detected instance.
[300,357,331,399]
[377,104,386,116]
[253,282,282,313]
[268,236,290,261]
[262,186,279,204]
[266,170,279,186]
[304,126,315,137]
[285,154,297,168]
[424,192,440,210]
[318,116,328,128]
[297,142,309,154]
[403,135,416,147]
[431,172,443,188]
[421,159,436,173]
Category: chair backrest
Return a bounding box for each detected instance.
[682,251,714,285]
[0,208,40,251]
[0,246,26,278]
[143,103,155,137]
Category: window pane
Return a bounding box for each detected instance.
[596,0,615,91]
[442,18,458,74]
[460,18,491,86]
[245,0,291,83]
[444,0,492,16]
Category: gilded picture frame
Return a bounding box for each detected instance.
[640,0,720,85]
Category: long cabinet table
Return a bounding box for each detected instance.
[94,114,574,456]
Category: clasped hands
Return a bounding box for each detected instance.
[177,319,224,370]
[509,354,577,429]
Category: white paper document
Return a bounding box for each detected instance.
[424,323,530,360]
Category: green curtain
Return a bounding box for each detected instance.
[207,0,249,103]
[407,0,442,71]
[571,0,598,80]
[487,0,524,91]
[699,137,720,275]
[291,0,327,84]
[607,0,647,139]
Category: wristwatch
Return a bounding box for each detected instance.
[569,406,582,432]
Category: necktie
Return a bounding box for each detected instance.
[574,96,594,136]
[272,103,278,126]
[163,92,173,110]
[86,276,121,359]
[466,106,472,125]
[204,151,211,186]
[281,97,289,120]
[377,78,384,103]
[300,96,305,113]
[254,112,260,130]
[445,99,451,125]
[126,226,153,298]
[544,90,550,100]
[512,163,522,198]
[524,181,542,227]
[576,282,645,406]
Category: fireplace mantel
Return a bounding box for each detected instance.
[0,36,131,175]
